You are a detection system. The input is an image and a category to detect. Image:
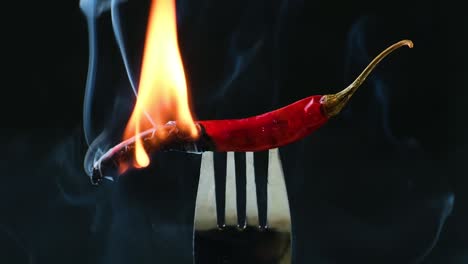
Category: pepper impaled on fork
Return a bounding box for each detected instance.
[90,40,413,185]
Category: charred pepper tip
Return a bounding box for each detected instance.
[322,39,413,118]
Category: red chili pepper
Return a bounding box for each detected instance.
[198,95,327,152]
[198,39,413,151]
[90,40,413,184]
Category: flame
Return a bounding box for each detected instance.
[123,0,198,168]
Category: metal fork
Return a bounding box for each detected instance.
[193,149,292,264]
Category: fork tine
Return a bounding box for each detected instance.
[267,148,291,231]
[194,152,217,231]
[224,152,237,226]
[234,152,247,228]
[245,152,259,227]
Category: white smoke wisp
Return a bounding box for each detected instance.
[80,0,156,178]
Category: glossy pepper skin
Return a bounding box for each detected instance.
[89,40,413,185]
[199,95,327,152]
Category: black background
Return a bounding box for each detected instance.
[1,0,467,263]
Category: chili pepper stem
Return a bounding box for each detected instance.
[322,39,413,118]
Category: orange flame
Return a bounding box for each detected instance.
[123,0,198,168]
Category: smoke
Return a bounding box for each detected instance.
[203,0,293,106]
[205,33,264,104]
[80,0,113,145]
[109,0,136,95]
[185,0,295,117]
[80,0,147,179]
[80,0,122,178]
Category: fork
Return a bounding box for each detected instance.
[193,149,292,264]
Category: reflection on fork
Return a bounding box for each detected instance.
[193,149,292,264]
